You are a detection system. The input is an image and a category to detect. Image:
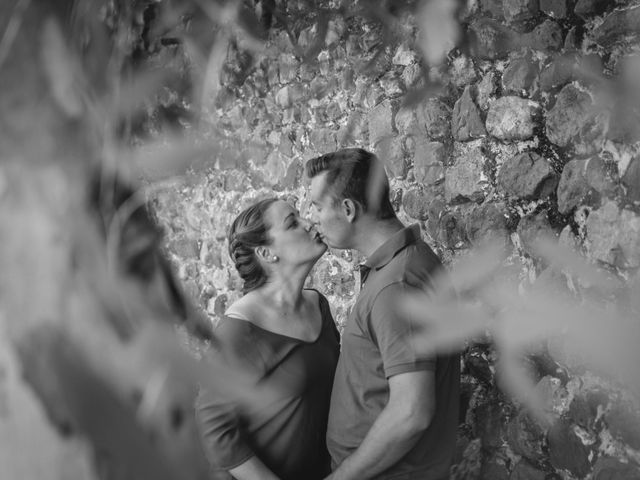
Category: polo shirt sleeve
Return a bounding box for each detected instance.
[368,282,436,378]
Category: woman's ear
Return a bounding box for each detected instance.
[254,246,271,262]
[342,198,358,223]
[255,246,278,263]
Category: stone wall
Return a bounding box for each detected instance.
[150,1,640,478]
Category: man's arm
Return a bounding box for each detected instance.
[228,456,280,480]
[326,369,435,480]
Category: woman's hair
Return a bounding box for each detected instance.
[228,198,278,294]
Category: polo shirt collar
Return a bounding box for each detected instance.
[363,224,421,271]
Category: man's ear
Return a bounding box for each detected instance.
[342,198,358,223]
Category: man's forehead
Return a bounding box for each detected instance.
[310,172,333,201]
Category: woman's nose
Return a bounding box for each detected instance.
[301,218,312,231]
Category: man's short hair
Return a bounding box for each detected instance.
[305,148,396,220]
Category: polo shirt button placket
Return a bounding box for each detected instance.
[357,264,371,292]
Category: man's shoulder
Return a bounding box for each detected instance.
[385,240,443,287]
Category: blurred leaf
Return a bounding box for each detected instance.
[442,244,506,294]
[130,137,221,181]
[41,17,84,117]
[417,0,460,66]
[302,11,329,63]
[532,238,622,292]
[110,68,171,121]
[495,352,553,427]
[400,80,443,108]
[405,294,493,354]
[0,0,31,70]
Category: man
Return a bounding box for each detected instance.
[306,148,460,480]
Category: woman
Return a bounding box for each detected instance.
[195,198,340,480]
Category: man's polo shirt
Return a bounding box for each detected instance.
[326,224,460,480]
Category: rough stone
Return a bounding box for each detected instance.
[368,100,395,146]
[607,103,640,144]
[325,101,343,121]
[452,86,487,141]
[497,152,557,200]
[486,96,538,141]
[413,140,447,185]
[402,187,432,220]
[507,410,546,462]
[618,209,640,268]
[535,375,568,417]
[450,55,478,88]
[465,202,511,248]
[339,66,354,90]
[503,0,539,25]
[586,200,623,265]
[170,237,200,259]
[279,158,303,190]
[605,403,640,450]
[510,460,546,480]
[297,24,316,51]
[583,201,640,268]
[402,63,423,88]
[475,399,508,448]
[267,62,280,89]
[585,156,619,198]
[476,70,498,110]
[363,82,384,109]
[445,150,487,204]
[325,18,346,46]
[418,98,452,141]
[394,108,420,136]
[592,457,640,480]
[540,0,569,18]
[517,210,557,255]
[622,157,640,204]
[437,210,469,249]
[424,197,448,240]
[465,346,494,384]
[380,71,404,98]
[337,111,367,147]
[575,0,611,19]
[502,57,539,96]
[557,157,618,214]
[261,151,288,186]
[308,128,337,153]
[309,76,330,99]
[393,44,418,66]
[539,53,604,91]
[568,395,596,430]
[547,419,591,478]
[375,136,406,178]
[480,458,509,480]
[278,53,299,84]
[469,18,516,60]
[545,84,607,155]
[479,0,504,18]
[275,85,292,108]
[592,5,640,47]
[521,19,564,53]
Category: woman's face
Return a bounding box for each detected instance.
[264,200,327,266]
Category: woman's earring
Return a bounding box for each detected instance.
[272,256,279,262]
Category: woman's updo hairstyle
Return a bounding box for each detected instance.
[228,198,278,294]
